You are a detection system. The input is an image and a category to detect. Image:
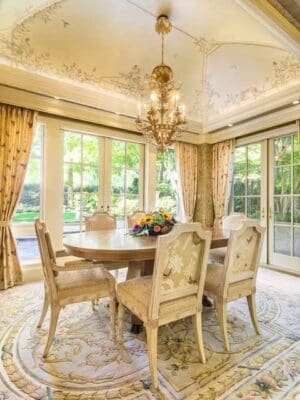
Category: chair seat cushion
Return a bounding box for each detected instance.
[117,276,152,320]
[55,267,114,303]
[204,263,224,294]
[117,276,198,323]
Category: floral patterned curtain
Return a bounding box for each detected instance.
[175,142,198,222]
[212,139,235,228]
[0,104,38,289]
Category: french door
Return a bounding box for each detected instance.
[63,130,145,232]
[269,132,300,272]
[232,141,268,262]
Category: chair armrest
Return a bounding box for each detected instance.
[55,249,68,258]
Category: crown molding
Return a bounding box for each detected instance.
[0,64,203,137]
[235,0,300,56]
[203,82,300,133]
[210,103,300,143]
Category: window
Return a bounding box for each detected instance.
[233,143,262,220]
[111,140,143,228]
[156,148,179,215]
[14,124,44,263]
[63,131,101,233]
[273,133,300,257]
[13,124,43,224]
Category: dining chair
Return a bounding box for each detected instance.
[34,219,116,357]
[85,210,129,283]
[85,211,116,231]
[204,220,265,352]
[117,223,212,389]
[209,213,246,263]
[127,210,146,229]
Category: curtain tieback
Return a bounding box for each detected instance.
[0,221,10,227]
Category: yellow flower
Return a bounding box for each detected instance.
[139,216,146,224]
[162,211,172,220]
[145,215,154,223]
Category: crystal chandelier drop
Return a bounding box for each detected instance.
[135,15,186,152]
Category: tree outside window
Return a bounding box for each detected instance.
[111,140,142,227]
[63,131,100,233]
[156,148,179,215]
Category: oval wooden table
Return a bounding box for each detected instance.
[63,227,229,261]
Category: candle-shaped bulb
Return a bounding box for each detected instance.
[137,103,141,117]
[174,93,179,107]
[150,92,157,102]
[181,104,186,117]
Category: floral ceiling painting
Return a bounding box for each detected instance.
[0,0,299,125]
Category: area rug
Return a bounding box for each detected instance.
[0,268,299,400]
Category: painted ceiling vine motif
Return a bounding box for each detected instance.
[205,54,300,114]
[0,0,299,118]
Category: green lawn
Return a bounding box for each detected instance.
[13,211,77,223]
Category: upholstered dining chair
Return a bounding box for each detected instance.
[117,223,212,389]
[127,210,146,229]
[34,219,116,357]
[209,213,246,263]
[85,210,116,231]
[204,220,265,352]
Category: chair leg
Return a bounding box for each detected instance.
[145,326,158,390]
[109,298,116,340]
[43,306,60,358]
[192,312,206,364]
[117,302,124,344]
[216,302,230,352]
[247,294,260,335]
[37,292,49,328]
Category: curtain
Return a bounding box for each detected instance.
[212,139,234,228]
[0,104,38,289]
[175,142,198,222]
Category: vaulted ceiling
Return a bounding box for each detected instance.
[0,0,299,132]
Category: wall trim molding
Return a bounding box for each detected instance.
[204,83,300,133]
[210,104,300,143]
[2,83,298,146]
[235,0,300,56]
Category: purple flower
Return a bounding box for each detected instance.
[132,224,142,233]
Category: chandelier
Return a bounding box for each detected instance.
[135,15,186,151]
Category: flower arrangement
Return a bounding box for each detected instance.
[130,210,176,236]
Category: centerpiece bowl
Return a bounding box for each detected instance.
[129,210,176,236]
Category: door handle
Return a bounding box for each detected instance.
[269,207,273,219]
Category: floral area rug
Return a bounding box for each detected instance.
[0,268,299,400]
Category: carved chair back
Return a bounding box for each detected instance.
[149,223,212,320]
[85,211,116,231]
[35,219,58,302]
[222,213,246,230]
[222,220,265,292]
[127,210,146,229]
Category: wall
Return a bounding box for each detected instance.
[194,144,214,227]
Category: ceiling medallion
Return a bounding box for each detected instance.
[135,15,186,152]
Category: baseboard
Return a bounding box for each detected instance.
[22,263,43,283]
[261,263,300,278]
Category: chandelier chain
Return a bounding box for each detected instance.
[161,34,165,64]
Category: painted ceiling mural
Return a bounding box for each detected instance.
[0,0,299,123]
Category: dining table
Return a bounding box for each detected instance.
[63,226,229,330]
[63,226,229,261]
